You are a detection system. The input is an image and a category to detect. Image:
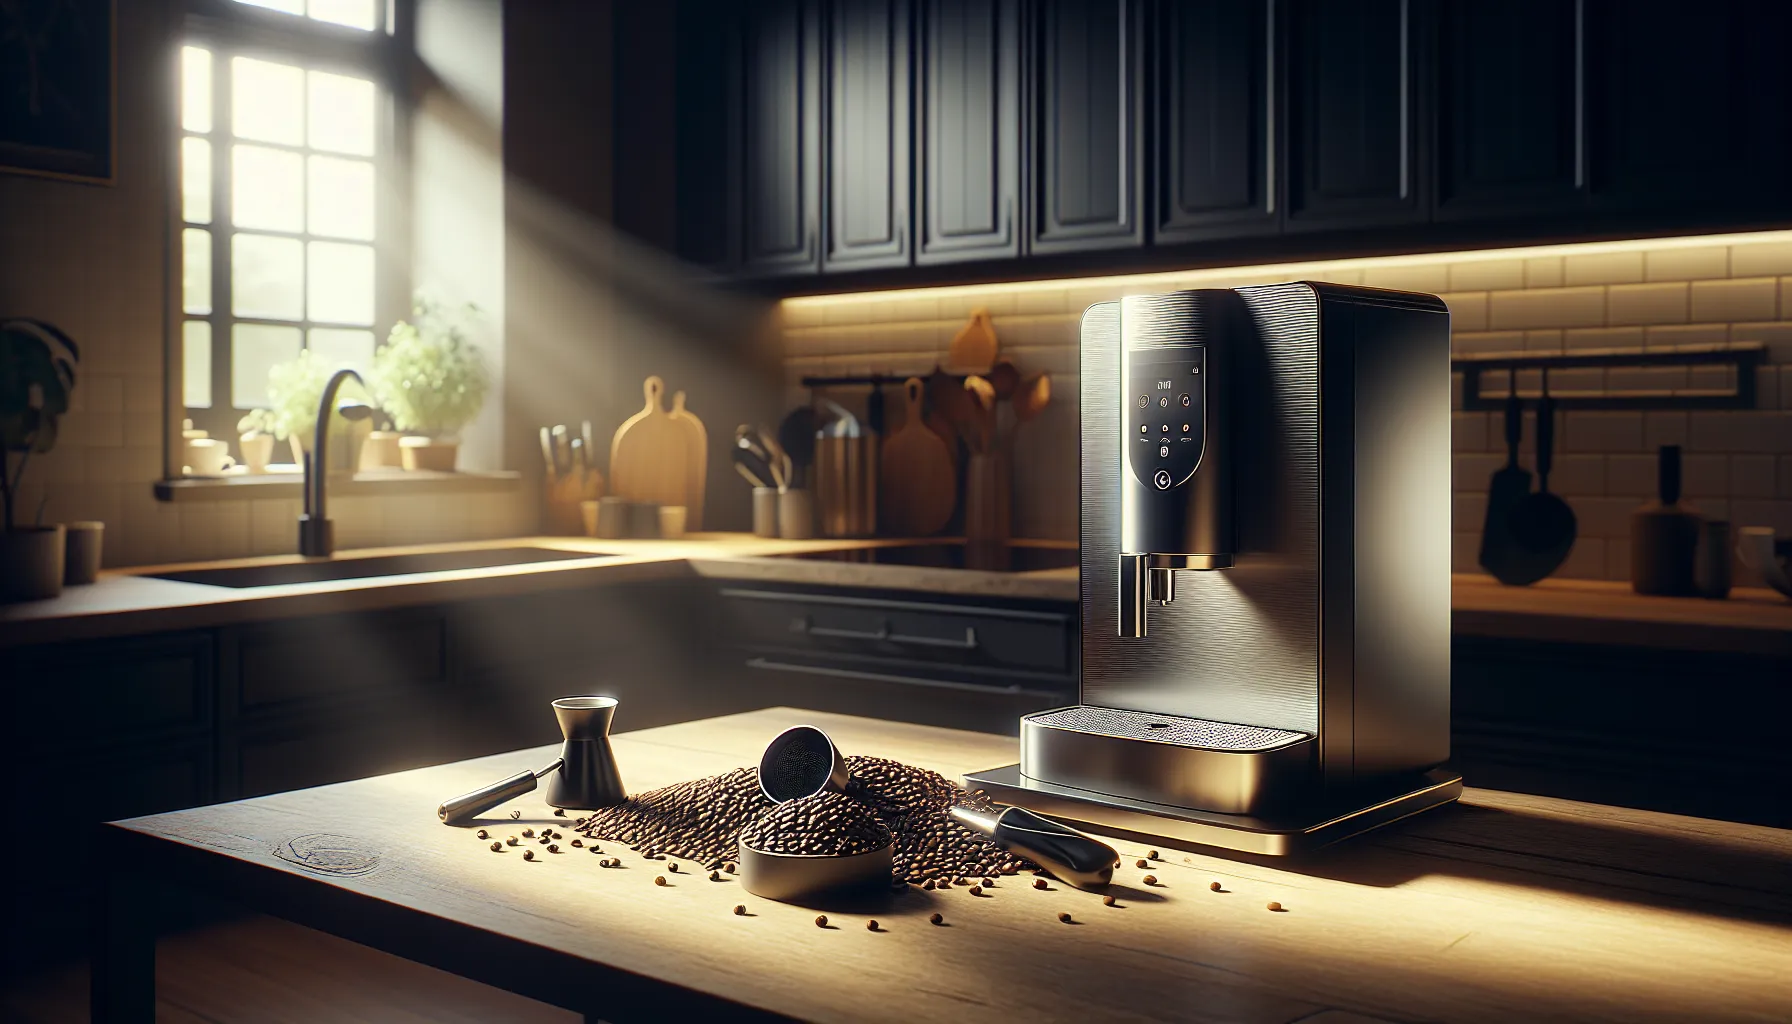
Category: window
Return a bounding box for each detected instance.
[179,0,400,457]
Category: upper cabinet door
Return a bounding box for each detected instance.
[824,0,912,271]
[916,0,1021,264]
[674,0,742,269]
[1435,0,1585,220]
[1029,0,1145,254]
[1585,0,1792,212]
[742,0,823,276]
[1284,0,1424,230]
[1153,0,1277,245]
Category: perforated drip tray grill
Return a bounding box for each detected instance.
[1026,706,1309,752]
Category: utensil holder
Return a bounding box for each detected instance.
[62,521,103,585]
[753,487,779,537]
[815,436,878,537]
[778,489,814,540]
[1695,520,1732,599]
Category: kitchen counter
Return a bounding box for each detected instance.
[99,707,1792,1023]
[0,535,1082,649]
[1451,573,1792,657]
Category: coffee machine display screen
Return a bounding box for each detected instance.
[1126,348,1206,490]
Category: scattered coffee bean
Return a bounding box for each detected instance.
[709,870,721,881]
[724,862,737,874]
[554,808,567,817]
[1209,881,1223,892]
[982,877,995,887]
[668,862,679,873]
[1143,875,1158,887]
[1147,849,1159,860]
[814,915,828,928]
[1135,859,1149,869]
[490,842,502,852]
[1058,912,1072,924]
[1033,878,1049,890]
[954,877,969,886]
[571,839,582,848]
[539,838,550,845]
[476,830,489,840]
[510,810,521,819]
[733,905,747,916]
[548,844,559,853]
[523,850,535,861]
[1102,895,1117,907]
[929,913,943,925]
[1267,901,1283,912]
[938,878,952,888]
[969,885,983,897]
[505,837,519,847]
[522,829,534,838]
[866,920,879,932]
[924,880,936,890]
[654,876,668,886]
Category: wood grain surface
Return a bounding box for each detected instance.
[1452,573,1792,656]
[106,708,1792,1024]
[879,378,956,537]
[669,390,708,531]
[609,376,693,512]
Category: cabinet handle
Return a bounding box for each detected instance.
[792,616,979,650]
[745,658,1062,699]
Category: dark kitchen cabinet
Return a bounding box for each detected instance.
[1028,0,1145,254]
[1584,0,1792,211]
[1434,0,1585,220]
[915,0,1022,263]
[1151,0,1277,244]
[823,0,912,270]
[673,0,741,269]
[741,0,824,276]
[1283,0,1425,230]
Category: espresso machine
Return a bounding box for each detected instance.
[966,283,1462,854]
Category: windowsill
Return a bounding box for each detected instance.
[154,467,522,503]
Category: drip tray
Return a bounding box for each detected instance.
[962,763,1462,857]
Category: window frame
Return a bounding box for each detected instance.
[172,0,413,461]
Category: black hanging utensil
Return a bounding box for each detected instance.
[1479,382,1532,582]
[778,407,819,489]
[1503,370,1577,585]
[866,380,885,436]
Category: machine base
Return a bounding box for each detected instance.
[960,763,1462,857]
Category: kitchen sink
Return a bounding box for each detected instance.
[145,546,616,589]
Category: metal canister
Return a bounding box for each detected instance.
[814,435,878,537]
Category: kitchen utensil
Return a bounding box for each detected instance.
[62,521,103,585]
[1737,526,1792,599]
[949,806,1119,892]
[778,488,814,539]
[1503,372,1577,585]
[1632,444,1703,595]
[540,427,559,481]
[947,307,998,374]
[669,391,708,530]
[753,486,779,537]
[758,725,849,802]
[738,841,893,906]
[1478,384,1531,582]
[879,378,956,537]
[866,380,886,435]
[778,407,819,489]
[438,695,625,824]
[551,424,571,477]
[760,426,791,491]
[580,500,599,537]
[989,359,1021,402]
[1695,520,1732,599]
[1014,371,1051,424]
[658,505,688,539]
[925,369,975,447]
[815,434,878,537]
[610,376,695,512]
[962,375,997,455]
[580,420,596,463]
[817,399,861,438]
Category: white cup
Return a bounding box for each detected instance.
[184,437,236,477]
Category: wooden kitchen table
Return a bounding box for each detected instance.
[94,708,1792,1024]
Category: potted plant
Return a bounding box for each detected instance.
[236,408,277,473]
[0,317,78,602]
[368,297,488,472]
[267,349,370,471]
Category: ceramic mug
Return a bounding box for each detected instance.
[185,438,236,477]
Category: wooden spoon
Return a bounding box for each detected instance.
[989,359,1021,402]
[947,308,998,375]
[963,375,997,456]
[1014,371,1051,424]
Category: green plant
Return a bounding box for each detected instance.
[0,318,79,531]
[369,298,488,438]
[237,408,275,437]
[266,349,368,444]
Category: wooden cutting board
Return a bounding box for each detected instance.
[609,376,693,513]
[879,377,956,537]
[669,390,707,530]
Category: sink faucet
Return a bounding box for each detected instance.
[298,368,376,557]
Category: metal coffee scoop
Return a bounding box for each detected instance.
[757,725,849,802]
[438,695,627,825]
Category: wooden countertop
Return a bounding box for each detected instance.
[1452,573,1792,657]
[106,707,1792,1023]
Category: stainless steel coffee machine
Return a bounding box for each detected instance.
[967,283,1462,854]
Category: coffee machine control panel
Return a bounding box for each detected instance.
[1127,348,1206,490]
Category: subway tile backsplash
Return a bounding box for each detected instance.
[780,232,1792,583]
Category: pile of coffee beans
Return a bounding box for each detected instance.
[568,757,1036,885]
[740,791,891,856]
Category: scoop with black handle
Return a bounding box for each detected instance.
[950,806,1119,891]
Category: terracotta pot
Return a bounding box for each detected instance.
[0,525,67,603]
[360,430,403,470]
[400,436,459,472]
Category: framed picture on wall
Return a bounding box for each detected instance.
[0,0,116,185]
